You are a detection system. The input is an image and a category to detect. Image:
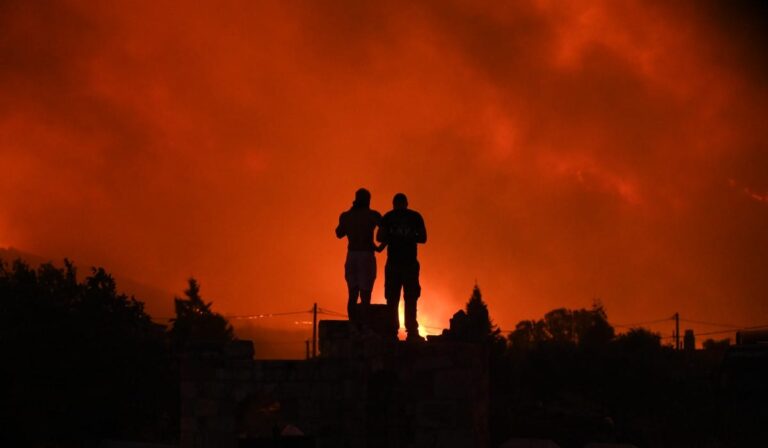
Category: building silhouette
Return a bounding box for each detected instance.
[180,304,489,448]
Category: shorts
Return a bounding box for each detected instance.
[344,250,377,292]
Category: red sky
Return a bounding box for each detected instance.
[1,0,767,356]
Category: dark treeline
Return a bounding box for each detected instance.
[448,286,766,448]
[0,259,232,447]
[2,259,764,447]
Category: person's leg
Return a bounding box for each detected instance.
[403,261,422,339]
[359,289,372,328]
[347,286,359,323]
[358,252,376,329]
[345,252,360,324]
[384,263,402,337]
[404,296,418,336]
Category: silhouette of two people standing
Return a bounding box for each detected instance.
[335,188,427,341]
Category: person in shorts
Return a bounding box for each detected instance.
[335,188,383,328]
[376,193,427,341]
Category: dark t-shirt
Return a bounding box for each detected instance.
[377,208,427,264]
[336,207,382,252]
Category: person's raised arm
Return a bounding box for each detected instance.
[335,213,346,239]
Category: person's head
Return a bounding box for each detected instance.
[393,193,408,210]
[353,188,371,208]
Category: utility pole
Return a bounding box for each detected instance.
[674,312,680,350]
[312,302,318,358]
[305,339,310,360]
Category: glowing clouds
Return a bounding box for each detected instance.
[0,0,767,355]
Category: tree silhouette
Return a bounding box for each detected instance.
[0,259,177,447]
[543,308,574,343]
[614,327,662,354]
[170,278,233,351]
[508,302,614,349]
[508,319,547,350]
[444,284,506,354]
[492,305,756,447]
[573,302,615,348]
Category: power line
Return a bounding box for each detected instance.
[696,324,768,337]
[678,318,740,328]
[318,306,346,316]
[317,307,347,318]
[152,308,313,322]
[695,329,737,337]
[658,324,768,338]
[226,310,311,320]
[612,316,673,328]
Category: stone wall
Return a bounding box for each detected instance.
[181,324,488,448]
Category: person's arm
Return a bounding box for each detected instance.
[415,214,427,244]
[376,214,388,244]
[335,213,346,239]
[375,213,388,251]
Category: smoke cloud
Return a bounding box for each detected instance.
[2,1,767,354]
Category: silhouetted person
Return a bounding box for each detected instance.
[377,193,427,341]
[335,188,383,328]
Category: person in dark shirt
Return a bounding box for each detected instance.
[376,193,427,341]
[335,188,383,328]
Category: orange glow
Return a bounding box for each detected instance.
[2,1,768,358]
[396,302,442,340]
